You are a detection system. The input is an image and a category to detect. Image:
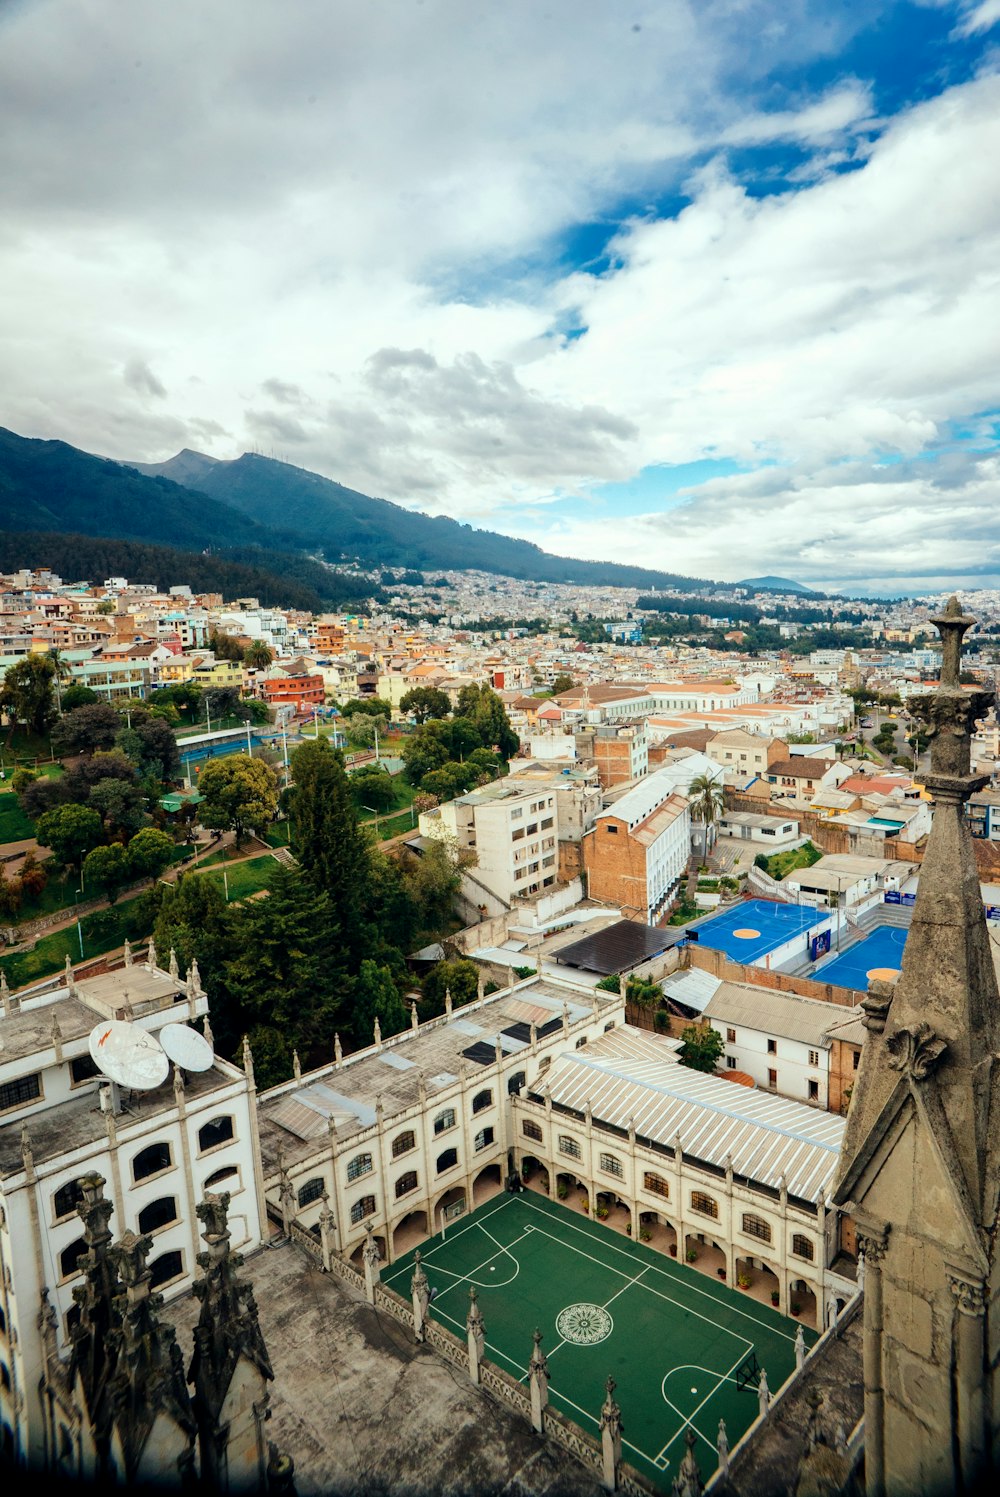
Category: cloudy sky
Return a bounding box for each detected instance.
[2,0,999,592]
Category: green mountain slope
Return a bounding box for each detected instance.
[140,449,715,590]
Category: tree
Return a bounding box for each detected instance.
[400,686,451,723]
[340,697,393,718]
[420,764,469,802]
[350,959,408,1046]
[127,826,175,880]
[88,776,146,839]
[288,738,371,963]
[51,702,122,756]
[244,641,273,670]
[455,683,519,758]
[678,1023,724,1074]
[198,756,279,844]
[35,804,104,871]
[351,766,396,812]
[116,711,180,781]
[0,655,58,735]
[421,958,480,1017]
[151,875,238,1034]
[344,712,387,749]
[405,839,461,939]
[209,630,246,662]
[689,773,723,831]
[60,683,99,711]
[401,726,450,786]
[551,673,576,695]
[82,842,130,904]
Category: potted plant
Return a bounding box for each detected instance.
[581,1199,590,1213]
[639,1227,651,1243]
[596,1205,609,1221]
[669,1243,677,1257]
[737,1272,752,1290]
[556,1183,568,1200]
[686,1247,698,1263]
[770,1290,780,1306]
[791,1301,802,1316]
[625,1222,632,1236]
[717,1267,726,1279]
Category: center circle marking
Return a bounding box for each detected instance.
[867,966,902,981]
[732,928,761,940]
[556,1302,614,1346]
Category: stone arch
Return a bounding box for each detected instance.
[638,1210,678,1256]
[518,1153,549,1197]
[790,1276,819,1329]
[430,1184,467,1232]
[684,1231,727,1280]
[348,1232,387,1270]
[554,1170,589,1215]
[472,1163,503,1207]
[392,1209,429,1258]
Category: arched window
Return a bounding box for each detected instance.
[433,1109,456,1135]
[558,1135,581,1159]
[297,1178,325,1208]
[599,1153,623,1178]
[205,1165,239,1190]
[149,1250,183,1289]
[507,1071,526,1095]
[690,1191,718,1219]
[59,1238,87,1280]
[436,1148,458,1173]
[391,1130,415,1159]
[742,1213,772,1244]
[471,1089,493,1115]
[643,1172,669,1199]
[522,1119,543,1142]
[346,1153,373,1183]
[350,1195,375,1225]
[138,1197,178,1235]
[53,1178,84,1222]
[198,1116,234,1153]
[395,1171,418,1199]
[792,1233,815,1261]
[474,1127,494,1152]
[133,1141,171,1182]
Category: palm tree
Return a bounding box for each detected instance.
[244,641,273,671]
[688,772,723,859]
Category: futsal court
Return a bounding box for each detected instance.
[812,922,907,990]
[685,898,825,965]
[384,1192,814,1491]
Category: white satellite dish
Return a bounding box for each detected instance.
[159,1022,214,1072]
[88,1020,169,1091]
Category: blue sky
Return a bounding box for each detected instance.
[1,0,999,592]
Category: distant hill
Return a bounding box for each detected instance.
[738,575,815,595]
[138,448,718,591]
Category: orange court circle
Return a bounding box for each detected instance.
[732,928,761,939]
[867,966,902,982]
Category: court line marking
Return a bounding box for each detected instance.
[544,1262,650,1366]
[381,1194,515,1286]
[518,1196,800,1345]
[654,1347,751,1465]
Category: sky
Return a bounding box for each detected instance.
[1,0,999,594]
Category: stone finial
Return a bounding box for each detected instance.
[123,937,133,968]
[292,1050,302,1082]
[202,1014,214,1049]
[334,1032,343,1065]
[168,947,179,980]
[600,1376,623,1490]
[674,1428,702,1497]
[619,971,627,1000]
[411,1000,419,1031]
[173,1062,185,1099]
[508,965,516,991]
[64,953,76,992]
[717,1419,730,1476]
[529,1328,550,1433]
[758,1366,771,1418]
[477,970,485,1001]
[411,1249,430,1342]
[931,595,977,688]
[373,1015,382,1050]
[50,1010,63,1063]
[592,987,600,1018]
[467,1286,486,1383]
[189,956,201,992]
[241,1034,255,1086]
[20,1123,34,1172]
[444,986,453,1017]
[495,1033,504,1065]
[0,969,11,1017]
[795,1322,806,1370]
[146,938,157,972]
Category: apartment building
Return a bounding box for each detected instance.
[419,780,560,903]
[582,767,691,924]
[706,729,788,781]
[574,721,648,787]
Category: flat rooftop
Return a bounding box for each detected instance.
[556,919,680,975]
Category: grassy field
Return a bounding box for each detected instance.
[0,791,36,844]
[188,853,276,901]
[762,840,822,881]
[0,895,154,990]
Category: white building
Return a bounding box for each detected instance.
[419,780,560,903]
[0,951,265,1467]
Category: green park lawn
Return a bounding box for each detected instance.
[0,791,36,844]
[762,841,822,881]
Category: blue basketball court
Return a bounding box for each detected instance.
[686,899,827,964]
[812,923,908,990]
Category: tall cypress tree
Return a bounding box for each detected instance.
[288,738,371,964]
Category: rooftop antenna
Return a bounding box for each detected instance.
[88,1020,169,1106]
[159,1021,214,1073]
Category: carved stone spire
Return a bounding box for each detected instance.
[168,946,179,980]
[189,1191,275,1488]
[123,937,133,968]
[68,1174,124,1471]
[0,968,11,1016]
[834,596,1000,1497]
[145,937,157,972]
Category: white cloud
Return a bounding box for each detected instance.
[954,0,1000,37]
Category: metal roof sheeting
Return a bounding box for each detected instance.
[545,1027,844,1202]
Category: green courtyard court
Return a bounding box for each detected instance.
[384,1192,816,1491]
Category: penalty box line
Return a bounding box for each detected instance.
[653,1347,750,1469]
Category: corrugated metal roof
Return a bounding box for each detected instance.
[702,982,851,1047]
[544,1027,844,1202]
[662,969,722,1014]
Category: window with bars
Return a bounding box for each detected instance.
[70,1055,100,1085]
[395,1171,418,1199]
[690,1191,718,1219]
[808,1049,820,1066]
[558,1135,581,1159]
[53,1178,84,1223]
[205,1165,239,1190]
[391,1131,416,1158]
[433,1109,456,1135]
[643,1173,669,1198]
[507,1071,526,1095]
[297,1178,325,1208]
[742,1213,772,1243]
[346,1153,373,1182]
[59,1237,87,1280]
[599,1153,623,1178]
[471,1089,493,1115]
[350,1196,376,1224]
[522,1119,543,1141]
[474,1127,495,1152]
[792,1233,815,1261]
[133,1141,172,1182]
[0,1073,41,1113]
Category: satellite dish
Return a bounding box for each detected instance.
[88,1021,169,1091]
[159,1022,214,1072]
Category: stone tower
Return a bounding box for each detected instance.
[834,597,1000,1495]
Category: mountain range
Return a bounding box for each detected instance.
[0,423,729,605]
